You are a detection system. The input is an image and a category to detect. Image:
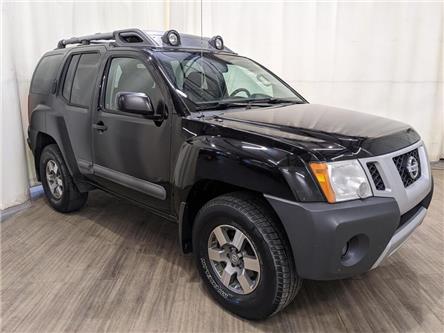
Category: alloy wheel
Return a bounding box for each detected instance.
[46,159,63,199]
[207,224,261,295]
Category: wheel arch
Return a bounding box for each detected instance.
[34,132,57,181]
[173,136,297,254]
[32,130,92,192]
[178,179,291,256]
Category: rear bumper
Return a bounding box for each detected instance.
[265,184,433,280]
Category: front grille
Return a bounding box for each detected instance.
[367,162,385,190]
[393,149,421,187]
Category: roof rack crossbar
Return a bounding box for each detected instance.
[57,29,154,48]
[57,32,114,48]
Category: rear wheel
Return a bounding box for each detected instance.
[193,192,302,320]
[39,144,88,213]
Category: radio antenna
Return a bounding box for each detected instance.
[200,0,204,96]
[200,0,203,47]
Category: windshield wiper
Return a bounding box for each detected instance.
[249,97,304,105]
[196,100,254,111]
[196,98,304,111]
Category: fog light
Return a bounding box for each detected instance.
[162,30,181,46]
[340,234,370,267]
[209,35,224,50]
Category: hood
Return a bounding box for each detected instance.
[200,104,420,161]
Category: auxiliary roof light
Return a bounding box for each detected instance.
[162,30,181,46]
[209,35,224,50]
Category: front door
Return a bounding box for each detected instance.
[92,51,171,213]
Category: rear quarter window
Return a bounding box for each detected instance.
[30,54,64,95]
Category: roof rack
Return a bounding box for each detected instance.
[56,28,235,53]
[57,28,155,48]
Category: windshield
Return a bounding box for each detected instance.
[154,51,303,109]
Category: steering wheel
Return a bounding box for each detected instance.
[230,88,251,98]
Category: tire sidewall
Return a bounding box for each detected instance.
[193,202,279,319]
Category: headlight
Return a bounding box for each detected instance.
[310,160,372,203]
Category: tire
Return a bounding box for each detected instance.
[193,192,302,320]
[39,144,88,213]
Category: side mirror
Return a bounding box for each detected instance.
[116,92,160,119]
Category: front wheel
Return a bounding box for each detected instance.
[193,192,302,320]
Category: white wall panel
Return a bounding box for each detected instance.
[1,1,443,209]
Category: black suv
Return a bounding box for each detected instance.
[28,29,433,320]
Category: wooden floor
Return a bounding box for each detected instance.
[1,170,443,333]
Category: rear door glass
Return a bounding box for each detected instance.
[70,53,101,107]
[62,54,80,101]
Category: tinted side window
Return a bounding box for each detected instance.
[70,53,101,107]
[105,57,159,111]
[30,54,63,94]
[62,54,80,101]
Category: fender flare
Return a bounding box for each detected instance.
[173,136,296,253]
[173,136,296,210]
[32,112,88,191]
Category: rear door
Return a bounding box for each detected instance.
[53,47,105,173]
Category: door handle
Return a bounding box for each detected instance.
[93,121,107,132]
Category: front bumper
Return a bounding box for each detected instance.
[265,184,433,280]
[370,205,427,269]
